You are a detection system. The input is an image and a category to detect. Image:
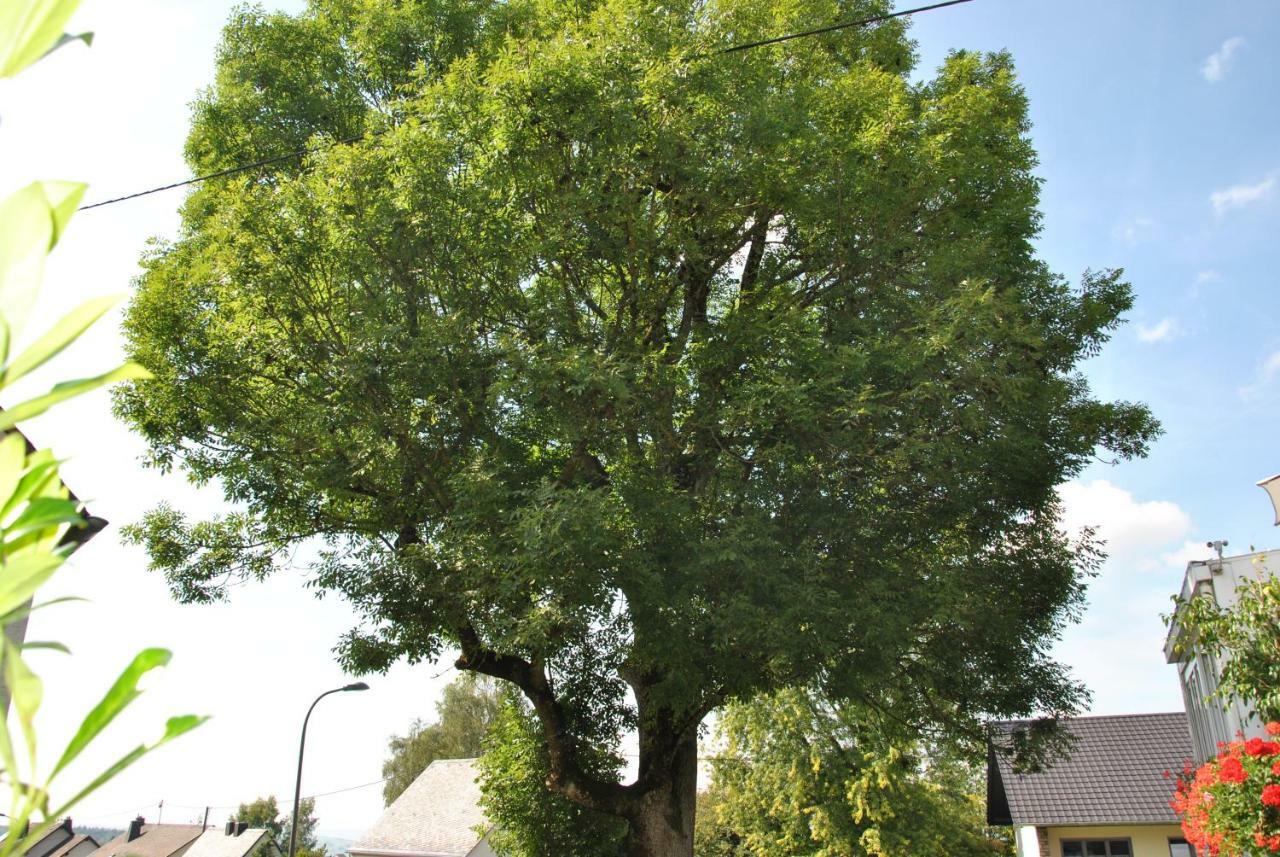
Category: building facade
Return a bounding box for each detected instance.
[1163,549,1272,762]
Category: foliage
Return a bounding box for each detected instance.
[476,693,627,857]
[233,795,323,855]
[115,0,1156,850]
[1171,723,1280,856]
[702,688,1012,856]
[382,673,503,804]
[1173,560,1280,722]
[0,2,203,853]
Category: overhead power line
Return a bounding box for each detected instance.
[77,0,975,212]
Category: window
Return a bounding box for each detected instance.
[1169,839,1196,857]
[1061,841,1132,857]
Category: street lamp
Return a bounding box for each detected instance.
[288,682,369,857]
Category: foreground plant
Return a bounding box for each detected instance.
[1171,723,1280,856]
[0,1,204,851]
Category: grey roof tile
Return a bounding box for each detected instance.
[349,760,489,857]
[988,712,1194,826]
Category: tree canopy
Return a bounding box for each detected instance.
[116,0,1156,852]
[234,795,324,857]
[382,673,503,803]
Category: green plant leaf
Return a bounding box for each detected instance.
[0,184,53,333]
[0,551,62,617]
[0,316,10,367]
[0,595,89,628]
[0,362,152,430]
[46,712,208,823]
[0,432,27,506]
[21,640,70,654]
[3,495,83,543]
[2,295,122,386]
[0,452,63,520]
[39,29,91,62]
[49,647,173,779]
[0,0,85,77]
[4,642,44,762]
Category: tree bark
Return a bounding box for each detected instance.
[624,728,698,857]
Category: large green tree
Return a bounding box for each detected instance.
[116,0,1156,853]
[234,796,324,857]
[382,673,503,804]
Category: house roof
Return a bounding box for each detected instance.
[47,835,99,857]
[350,759,489,857]
[987,712,1193,826]
[85,825,204,857]
[181,830,274,857]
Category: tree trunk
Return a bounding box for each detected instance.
[624,729,698,857]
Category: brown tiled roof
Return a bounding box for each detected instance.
[47,834,99,857]
[987,712,1194,826]
[85,826,203,857]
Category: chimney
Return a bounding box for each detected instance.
[235,822,248,837]
[127,818,145,842]
[225,821,235,836]
[62,818,73,833]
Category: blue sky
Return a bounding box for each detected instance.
[0,0,1277,838]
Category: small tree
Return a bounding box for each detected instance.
[1173,562,1280,722]
[703,688,1012,856]
[382,674,502,804]
[233,796,323,857]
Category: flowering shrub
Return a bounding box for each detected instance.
[1171,722,1280,854]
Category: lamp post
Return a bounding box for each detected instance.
[288,682,369,857]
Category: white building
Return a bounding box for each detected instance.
[1163,547,1273,762]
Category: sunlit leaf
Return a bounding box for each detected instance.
[2,295,121,386]
[49,648,173,779]
[0,362,153,430]
[0,0,85,77]
[0,551,62,617]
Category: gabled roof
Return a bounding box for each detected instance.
[85,825,204,857]
[181,830,275,857]
[988,712,1193,826]
[47,835,100,857]
[350,759,489,857]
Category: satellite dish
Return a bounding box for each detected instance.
[1259,474,1280,526]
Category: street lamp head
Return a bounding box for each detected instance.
[342,682,369,692]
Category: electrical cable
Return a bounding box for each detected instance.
[77,0,976,211]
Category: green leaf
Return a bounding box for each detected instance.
[39,29,91,63]
[0,432,27,507]
[0,184,54,333]
[46,712,208,823]
[0,551,62,617]
[0,0,85,77]
[36,180,86,247]
[3,642,44,760]
[0,451,63,520]
[2,295,121,386]
[3,497,83,546]
[0,362,153,430]
[0,316,9,367]
[21,640,70,654]
[0,595,89,628]
[50,647,173,779]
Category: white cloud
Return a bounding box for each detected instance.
[1239,350,1280,400]
[1196,270,1222,284]
[1161,540,1215,570]
[1059,479,1193,566]
[1136,317,1179,344]
[1112,216,1155,244]
[1202,36,1245,82]
[1054,480,1198,715]
[1211,174,1275,215]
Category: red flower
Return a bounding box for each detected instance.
[1219,756,1248,783]
[1263,784,1280,808]
[1272,760,1280,776]
[1266,721,1280,737]
[1244,737,1280,756]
